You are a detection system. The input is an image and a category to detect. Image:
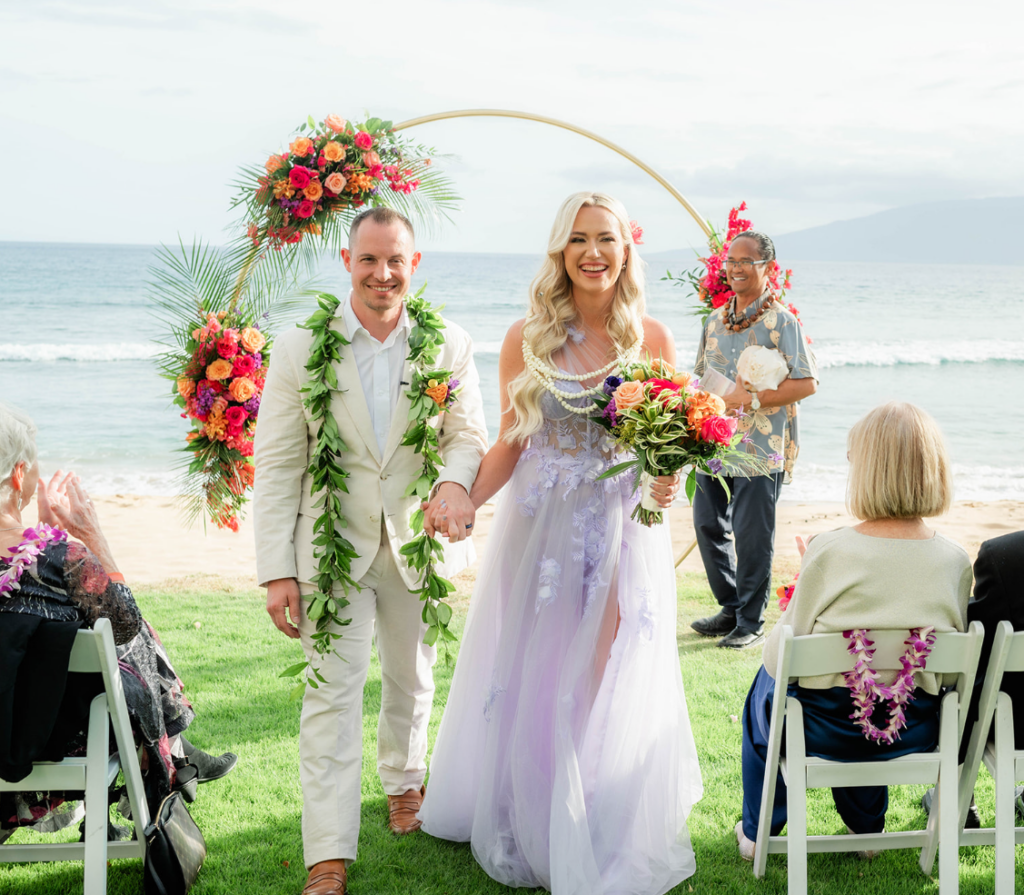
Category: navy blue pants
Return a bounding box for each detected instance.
[741,664,942,841]
[692,471,783,632]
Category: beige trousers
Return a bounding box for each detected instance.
[298,524,436,867]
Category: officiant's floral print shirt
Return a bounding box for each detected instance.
[694,296,818,482]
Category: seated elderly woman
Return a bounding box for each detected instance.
[736,401,972,859]
[0,403,236,840]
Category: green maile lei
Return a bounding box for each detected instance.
[280,284,459,697]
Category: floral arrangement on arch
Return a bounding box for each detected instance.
[171,309,268,531]
[663,202,802,329]
[152,113,457,531]
[236,114,457,255]
[592,357,770,526]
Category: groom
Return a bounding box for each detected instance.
[253,206,488,895]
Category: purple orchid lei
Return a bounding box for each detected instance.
[0,524,68,597]
[842,626,937,745]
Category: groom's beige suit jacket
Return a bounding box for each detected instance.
[253,310,488,591]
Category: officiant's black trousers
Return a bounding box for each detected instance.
[692,471,783,632]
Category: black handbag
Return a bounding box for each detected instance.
[143,791,207,895]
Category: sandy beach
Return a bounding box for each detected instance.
[89,494,1023,587]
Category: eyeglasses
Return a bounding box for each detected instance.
[724,259,770,270]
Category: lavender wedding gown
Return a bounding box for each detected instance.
[419,334,702,894]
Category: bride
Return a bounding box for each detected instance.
[418,192,703,893]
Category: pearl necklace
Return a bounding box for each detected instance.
[522,337,643,416]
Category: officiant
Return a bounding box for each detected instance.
[689,230,818,650]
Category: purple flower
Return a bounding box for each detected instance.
[244,395,261,415]
[602,399,618,426]
[251,352,263,367]
[769,452,784,465]
[196,385,216,416]
[603,375,622,396]
[707,458,723,475]
[448,377,460,392]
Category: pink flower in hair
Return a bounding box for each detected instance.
[629,220,644,245]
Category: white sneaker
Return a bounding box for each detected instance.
[846,825,883,860]
[736,821,755,861]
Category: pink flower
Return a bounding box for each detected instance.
[362,150,380,168]
[289,166,312,189]
[217,334,239,359]
[324,172,347,194]
[325,114,346,133]
[629,219,644,245]
[354,131,373,150]
[231,354,257,377]
[295,199,316,219]
[701,415,738,446]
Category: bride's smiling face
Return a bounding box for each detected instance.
[562,205,628,302]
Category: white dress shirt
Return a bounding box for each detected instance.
[341,292,411,453]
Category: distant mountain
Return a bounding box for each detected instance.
[645,198,1024,265]
[771,198,1024,264]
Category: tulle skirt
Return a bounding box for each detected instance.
[420,450,702,894]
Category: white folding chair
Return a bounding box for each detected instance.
[954,621,1024,894]
[752,622,983,895]
[0,618,150,893]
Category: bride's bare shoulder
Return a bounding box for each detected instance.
[641,316,676,362]
[499,319,528,374]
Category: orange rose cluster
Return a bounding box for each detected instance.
[249,113,425,250]
[173,311,268,530]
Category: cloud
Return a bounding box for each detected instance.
[6,1,310,34]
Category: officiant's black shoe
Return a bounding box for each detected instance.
[181,736,238,783]
[691,609,737,637]
[1016,786,1024,822]
[718,626,765,650]
[921,787,981,829]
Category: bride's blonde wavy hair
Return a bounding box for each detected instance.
[504,191,646,445]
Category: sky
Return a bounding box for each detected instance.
[1,0,1022,256]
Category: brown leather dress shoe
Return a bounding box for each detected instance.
[302,859,347,895]
[387,784,425,834]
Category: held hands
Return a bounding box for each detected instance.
[266,577,302,639]
[648,473,682,509]
[421,482,476,543]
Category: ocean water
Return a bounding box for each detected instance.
[1,241,1022,503]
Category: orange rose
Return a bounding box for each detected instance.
[425,384,449,407]
[671,371,693,389]
[325,114,346,134]
[177,378,195,398]
[323,141,344,163]
[229,377,258,403]
[289,136,313,158]
[685,392,725,429]
[304,179,323,201]
[324,172,347,194]
[650,358,675,377]
[211,396,229,417]
[239,327,266,352]
[206,358,233,381]
[362,150,380,168]
[612,380,645,411]
[265,154,284,174]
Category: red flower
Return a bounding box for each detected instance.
[231,354,257,377]
[701,415,738,446]
[289,166,312,189]
[647,378,680,400]
[296,199,316,219]
[217,334,239,359]
[354,131,373,150]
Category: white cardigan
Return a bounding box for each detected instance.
[762,527,972,693]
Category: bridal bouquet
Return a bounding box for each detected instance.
[591,358,765,526]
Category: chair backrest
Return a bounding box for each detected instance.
[67,619,152,832]
[773,623,984,741]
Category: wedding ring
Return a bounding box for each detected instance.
[442,515,448,522]
[465,523,474,530]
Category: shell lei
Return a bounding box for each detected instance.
[0,524,68,596]
[842,627,937,745]
[280,285,459,698]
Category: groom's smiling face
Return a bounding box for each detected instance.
[341,220,421,316]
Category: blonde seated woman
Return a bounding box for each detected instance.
[737,402,971,859]
[418,192,702,894]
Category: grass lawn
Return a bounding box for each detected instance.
[2,571,1020,894]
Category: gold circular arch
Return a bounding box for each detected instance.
[394,109,711,238]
